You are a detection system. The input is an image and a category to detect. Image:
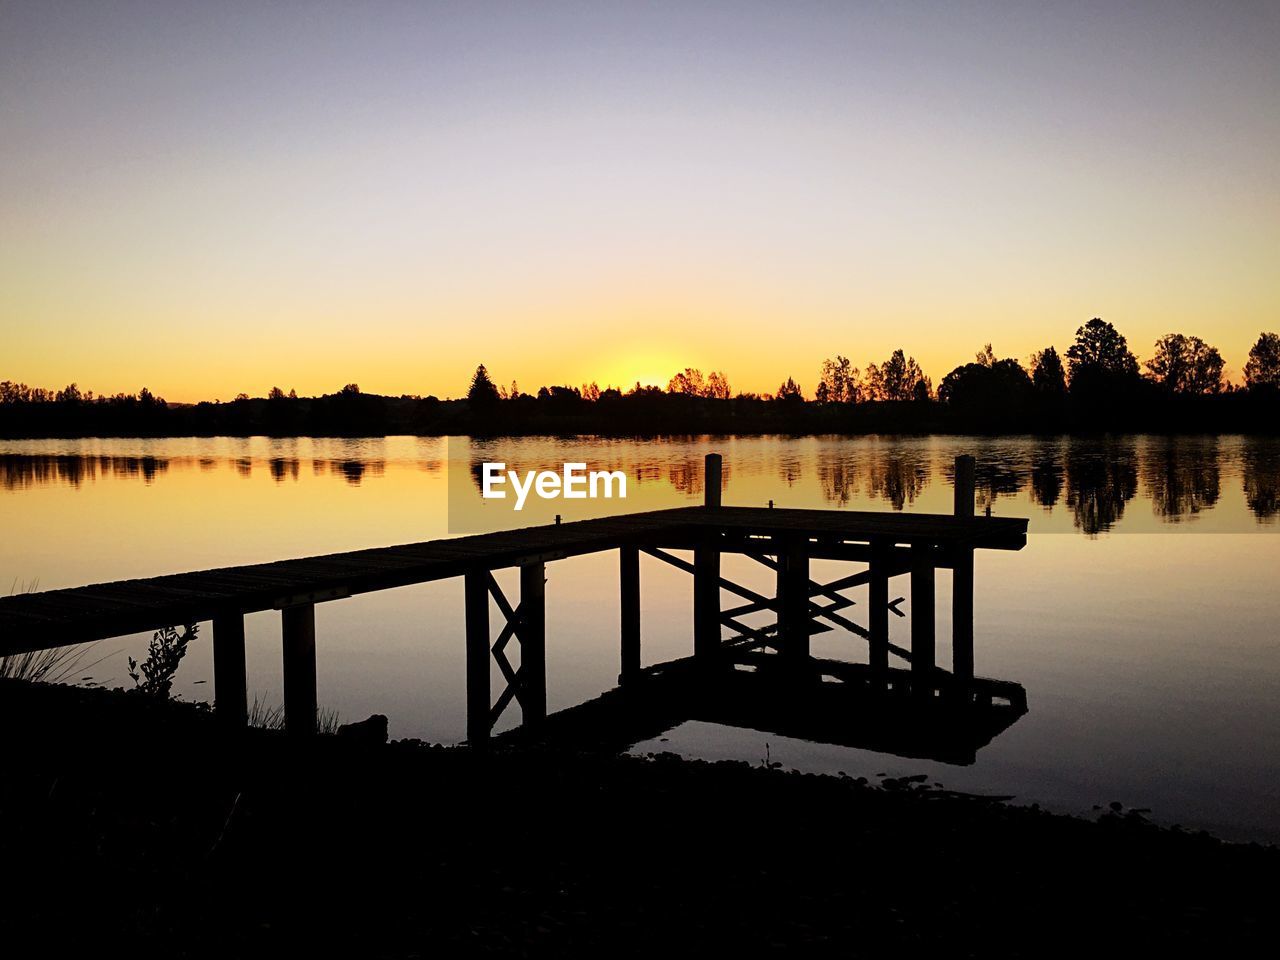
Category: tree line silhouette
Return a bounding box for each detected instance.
[3,321,1278,437]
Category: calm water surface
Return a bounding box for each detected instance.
[2,434,1278,842]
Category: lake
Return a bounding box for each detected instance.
[2,434,1278,842]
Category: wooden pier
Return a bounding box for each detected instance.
[0,454,1028,752]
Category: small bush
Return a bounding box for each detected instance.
[127,624,197,699]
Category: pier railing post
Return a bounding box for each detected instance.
[213,611,247,731]
[952,455,976,698]
[519,561,546,726]
[953,454,975,518]
[704,453,722,508]
[619,545,641,684]
[281,603,317,736]
[464,571,490,749]
[910,544,936,699]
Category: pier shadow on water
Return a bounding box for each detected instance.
[502,654,1028,767]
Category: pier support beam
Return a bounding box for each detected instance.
[869,538,890,684]
[952,455,976,695]
[281,603,316,736]
[620,545,640,684]
[693,540,720,661]
[910,545,936,699]
[777,539,810,661]
[212,611,247,730]
[694,453,723,661]
[464,571,490,750]
[519,562,546,726]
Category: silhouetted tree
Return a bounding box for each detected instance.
[1145,334,1224,395]
[268,386,287,401]
[1244,332,1280,391]
[667,367,730,399]
[775,377,803,403]
[56,383,84,405]
[467,365,500,408]
[938,352,1032,416]
[667,368,706,395]
[1065,319,1141,417]
[704,371,731,400]
[863,349,929,402]
[1030,347,1067,396]
[816,355,858,404]
[1066,319,1138,383]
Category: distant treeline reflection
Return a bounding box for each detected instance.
[4,438,1278,532]
[0,455,413,490]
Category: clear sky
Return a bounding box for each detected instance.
[2,0,1277,401]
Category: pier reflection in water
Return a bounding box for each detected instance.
[509,657,1027,767]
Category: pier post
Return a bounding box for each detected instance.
[777,539,810,661]
[693,539,720,661]
[281,603,317,736]
[464,571,490,749]
[952,455,976,697]
[212,612,247,730]
[620,545,641,684]
[869,538,890,686]
[910,544,936,699]
[704,453,722,508]
[953,454,975,518]
[519,561,546,726]
[211,616,245,727]
[694,453,723,661]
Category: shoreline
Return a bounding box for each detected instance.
[3,677,1275,955]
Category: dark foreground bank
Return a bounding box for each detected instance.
[2,679,1275,958]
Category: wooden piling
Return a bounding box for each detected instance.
[952,550,975,691]
[910,544,936,698]
[869,538,890,682]
[619,545,641,684]
[693,540,720,660]
[952,454,976,695]
[464,571,490,748]
[694,453,723,660]
[212,611,247,730]
[519,561,546,726]
[953,454,975,518]
[281,603,316,736]
[778,539,810,660]
[704,453,722,508]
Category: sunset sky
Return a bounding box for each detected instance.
[2,1,1277,401]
